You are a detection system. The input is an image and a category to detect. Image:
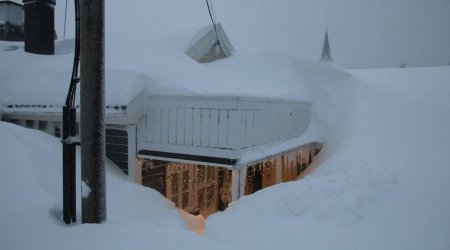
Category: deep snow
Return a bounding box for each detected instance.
[0,121,229,250]
[1,65,449,249]
[0,34,318,109]
[206,66,450,250]
[1,0,450,248]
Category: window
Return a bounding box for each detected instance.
[181,171,189,208]
[207,167,215,185]
[197,165,205,183]
[197,188,205,210]
[54,127,61,137]
[171,173,179,195]
[54,122,61,137]
[170,172,179,207]
[38,121,47,130]
[182,171,189,191]
[147,161,224,217]
[207,185,215,208]
[182,192,189,209]
[25,120,34,128]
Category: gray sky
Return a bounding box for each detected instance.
[56,0,450,69]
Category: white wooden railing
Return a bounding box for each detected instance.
[139,96,311,153]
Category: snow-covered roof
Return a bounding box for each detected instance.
[0,29,348,114]
[0,0,22,6]
[0,44,146,109]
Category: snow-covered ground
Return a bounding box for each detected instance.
[1,65,449,249]
[0,121,228,250]
[1,0,450,248]
[206,66,450,249]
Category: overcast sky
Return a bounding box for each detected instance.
[56,0,450,69]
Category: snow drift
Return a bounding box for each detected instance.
[0,121,227,250]
[206,66,450,250]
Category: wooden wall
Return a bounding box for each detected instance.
[142,96,312,152]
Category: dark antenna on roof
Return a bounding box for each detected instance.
[205,0,220,45]
[319,25,333,62]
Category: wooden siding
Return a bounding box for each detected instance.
[143,96,312,151]
[138,159,233,217]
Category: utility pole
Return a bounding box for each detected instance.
[80,0,106,223]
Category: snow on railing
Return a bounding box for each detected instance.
[141,96,312,151]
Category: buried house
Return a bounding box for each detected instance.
[0,26,344,217]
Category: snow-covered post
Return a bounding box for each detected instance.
[80,0,106,223]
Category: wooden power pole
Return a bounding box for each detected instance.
[80,0,106,223]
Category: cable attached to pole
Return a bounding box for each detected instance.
[65,0,80,108]
[62,0,80,225]
[205,0,220,45]
[63,0,68,39]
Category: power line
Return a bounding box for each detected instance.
[63,0,68,39]
[209,0,217,26]
[205,0,220,45]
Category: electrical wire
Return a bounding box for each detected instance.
[209,0,217,26]
[62,0,80,225]
[65,0,80,108]
[63,0,68,39]
[205,0,220,45]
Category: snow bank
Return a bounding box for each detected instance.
[1,1,449,248]
[0,122,232,250]
[206,66,450,250]
[2,65,449,249]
